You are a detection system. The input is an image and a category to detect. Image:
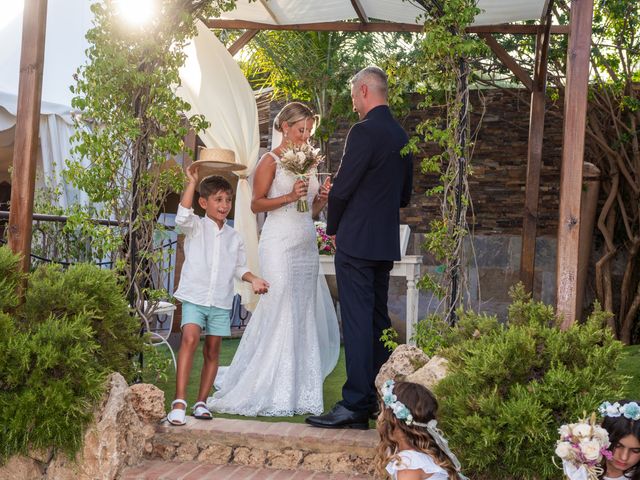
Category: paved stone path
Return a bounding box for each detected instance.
[121,459,374,479]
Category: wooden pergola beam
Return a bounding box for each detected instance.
[205,19,570,35]
[350,0,369,23]
[228,29,259,56]
[519,2,554,292]
[478,33,533,91]
[557,0,595,328]
[8,0,48,280]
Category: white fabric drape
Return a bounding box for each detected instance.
[178,21,261,310]
[0,92,88,208]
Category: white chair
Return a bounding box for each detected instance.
[141,300,177,371]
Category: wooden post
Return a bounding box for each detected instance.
[519,7,552,292]
[8,0,48,277]
[557,0,594,328]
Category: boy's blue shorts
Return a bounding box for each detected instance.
[181,301,231,337]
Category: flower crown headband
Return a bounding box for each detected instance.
[381,380,469,480]
[599,401,640,421]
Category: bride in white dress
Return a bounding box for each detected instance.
[207,102,340,416]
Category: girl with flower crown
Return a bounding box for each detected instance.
[375,380,467,480]
[598,400,640,480]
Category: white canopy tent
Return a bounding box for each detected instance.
[207,0,547,28]
[0,0,92,206]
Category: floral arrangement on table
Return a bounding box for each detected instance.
[278,142,325,212]
[315,221,336,255]
[555,412,612,480]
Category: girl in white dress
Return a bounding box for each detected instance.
[207,102,339,416]
[375,380,467,480]
[597,400,640,480]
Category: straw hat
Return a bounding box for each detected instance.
[189,147,247,181]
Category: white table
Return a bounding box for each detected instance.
[319,255,423,343]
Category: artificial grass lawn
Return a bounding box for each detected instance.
[154,337,346,423]
[152,339,640,423]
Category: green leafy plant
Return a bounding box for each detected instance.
[433,285,627,479]
[21,263,142,381]
[381,327,400,352]
[0,246,145,464]
[398,0,485,321]
[67,0,237,321]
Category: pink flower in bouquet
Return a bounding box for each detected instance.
[315,222,336,255]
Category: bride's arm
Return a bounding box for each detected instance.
[251,154,307,213]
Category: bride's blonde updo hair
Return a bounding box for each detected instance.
[273,102,316,133]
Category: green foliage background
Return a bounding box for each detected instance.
[0,247,141,464]
[421,285,629,479]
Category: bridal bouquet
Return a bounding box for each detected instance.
[555,413,612,480]
[279,143,325,212]
[315,222,336,255]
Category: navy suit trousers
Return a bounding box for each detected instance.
[335,249,393,413]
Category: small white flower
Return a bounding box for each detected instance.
[558,424,571,438]
[592,425,610,446]
[573,423,592,439]
[555,441,573,459]
[580,439,602,461]
[283,151,297,162]
[296,151,306,163]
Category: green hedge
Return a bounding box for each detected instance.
[430,285,627,479]
[0,247,142,464]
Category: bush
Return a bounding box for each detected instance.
[0,247,143,463]
[433,285,627,479]
[21,263,142,380]
[0,314,105,461]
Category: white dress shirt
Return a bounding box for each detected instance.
[173,205,250,309]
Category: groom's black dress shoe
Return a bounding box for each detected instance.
[305,404,369,430]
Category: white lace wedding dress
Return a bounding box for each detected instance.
[207,154,340,416]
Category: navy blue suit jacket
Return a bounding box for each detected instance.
[326,105,413,261]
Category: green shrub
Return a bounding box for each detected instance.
[0,313,106,461]
[0,247,24,312]
[0,247,143,464]
[21,263,142,380]
[434,285,627,479]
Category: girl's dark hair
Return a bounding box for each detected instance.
[600,400,640,480]
[374,381,458,479]
[199,175,233,199]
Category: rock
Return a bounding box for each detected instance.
[375,344,430,391]
[406,355,449,390]
[175,441,199,461]
[46,372,154,480]
[128,384,165,424]
[0,455,44,480]
[197,444,232,464]
[28,447,53,464]
[266,448,304,469]
[232,447,267,467]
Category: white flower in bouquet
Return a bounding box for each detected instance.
[555,413,612,480]
[278,142,325,212]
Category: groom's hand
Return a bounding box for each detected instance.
[251,278,270,294]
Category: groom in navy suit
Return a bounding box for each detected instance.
[306,66,413,429]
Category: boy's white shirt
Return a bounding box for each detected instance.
[173,204,250,309]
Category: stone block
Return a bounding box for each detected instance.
[0,455,44,480]
[175,440,199,461]
[232,446,267,467]
[375,344,429,391]
[128,383,165,424]
[405,355,449,391]
[198,444,233,464]
[266,448,304,469]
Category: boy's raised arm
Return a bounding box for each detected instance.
[175,165,199,233]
